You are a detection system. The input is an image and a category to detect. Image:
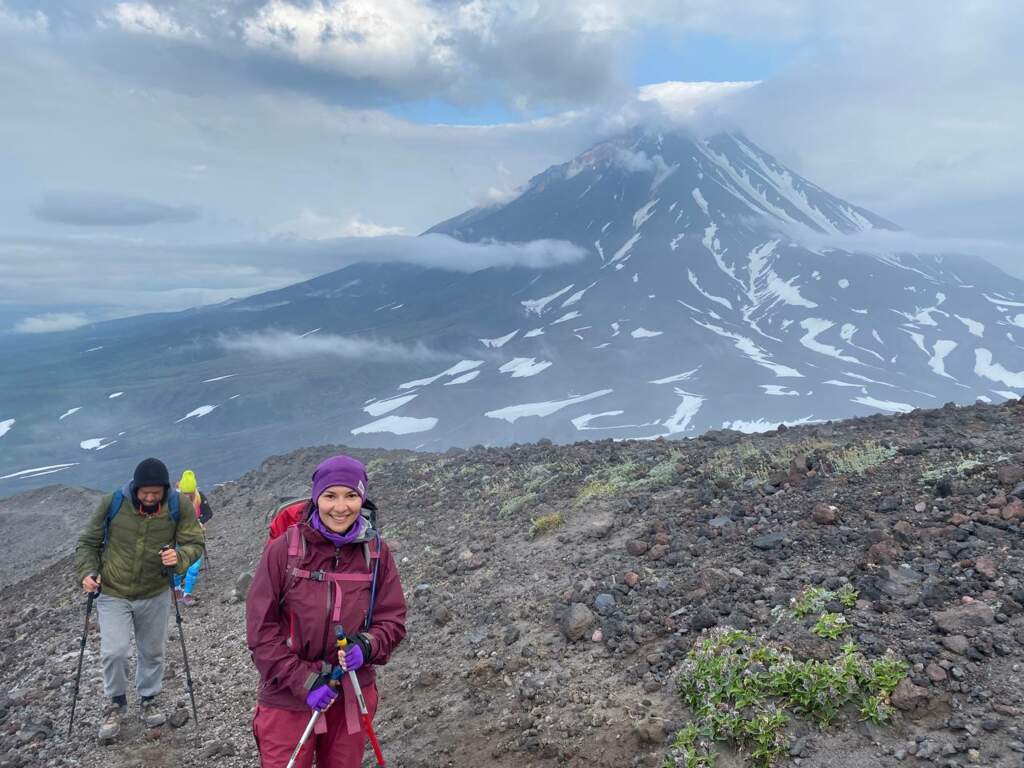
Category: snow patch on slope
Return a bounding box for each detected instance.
[799,319,862,363]
[364,394,418,416]
[479,330,519,348]
[974,349,1024,388]
[631,328,663,338]
[485,390,613,424]
[80,437,117,450]
[176,405,217,423]
[693,319,803,377]
[499,358,552,378]
[851,396,914,413]
[522,285,573,316]
[352,415,437,435]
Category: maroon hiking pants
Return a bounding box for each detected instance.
[252,683,378,768]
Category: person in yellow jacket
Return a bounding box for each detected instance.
[173,470,214,606]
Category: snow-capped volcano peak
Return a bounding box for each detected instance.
[2,127,1022,494]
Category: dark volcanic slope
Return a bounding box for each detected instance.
[0,399,1022,768]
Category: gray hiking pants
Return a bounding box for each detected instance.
[95,591,171,699]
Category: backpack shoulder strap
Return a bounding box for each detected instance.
[279,524,308,604]
[168,490,180,523]
[102,488,125,548]
[364,529,383,631]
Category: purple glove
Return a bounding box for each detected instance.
[342,642,364,673]
[306,683,337,712]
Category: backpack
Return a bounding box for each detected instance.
[266,497,378,540]
[103,484,181,548]
[266,497,382,632]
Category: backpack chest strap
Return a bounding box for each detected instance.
[288,568,373,583]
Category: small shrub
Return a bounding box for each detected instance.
[529,511,563,537]
[575,479,617,503]
[701,439,835,489]
[499,492,537,517]
[920,456,984,485]
[575,453,684,504]
[837,585,859,608]
[790,586,830,618]
[827,441,897,474]
[665,629,908,768]
[812,612,847,640]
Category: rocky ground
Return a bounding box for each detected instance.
[0,399,1022,768]
[0,485,104,589]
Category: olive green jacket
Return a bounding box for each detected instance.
[75,490,206,600]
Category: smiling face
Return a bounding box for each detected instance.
[316,485,363,534]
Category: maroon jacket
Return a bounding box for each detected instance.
[246,521,407,712]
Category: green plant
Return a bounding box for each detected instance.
[575,479,617,503]
[812,612,848,640]
[575,453,684,505]
[529,511,563,537]
[837,585,859,608]
[665,628,908,768]
[499,492,537,518]
[790,586,830,618]
[858,693,895,725]
[700,439,836,489]
[827,441,897,474]
[662,723,716,768]
[920,456,984,485]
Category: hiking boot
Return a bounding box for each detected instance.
[139,697,166,728]
[180,593,197,607]
[98,702,125,741]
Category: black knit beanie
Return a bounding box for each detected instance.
[133,457,170,489]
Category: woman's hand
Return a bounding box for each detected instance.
[339,641,365,673]
[306,683,338,712]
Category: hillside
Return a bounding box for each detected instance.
[0,398,1022,767]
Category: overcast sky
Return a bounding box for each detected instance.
[1,0,1021,330]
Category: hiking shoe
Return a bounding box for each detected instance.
[98,703,125,741]
[181,593,197,607]
[139,697,166,728]
[174,587,185,603]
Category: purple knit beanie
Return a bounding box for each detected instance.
[311,455,368,505]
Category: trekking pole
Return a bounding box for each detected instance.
[336,627,385,767]
[162,545,199,735]
[285,666,343,768]
[67,590,97,736]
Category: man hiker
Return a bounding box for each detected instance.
[173,469,214,606]
[75,457,205,740]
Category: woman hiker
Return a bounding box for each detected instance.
[173,469,214,606]
[246,454,407,767]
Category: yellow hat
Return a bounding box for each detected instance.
[178,470,197,494]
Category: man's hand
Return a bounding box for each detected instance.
[160,548,178,567]
[82,574,101,593]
